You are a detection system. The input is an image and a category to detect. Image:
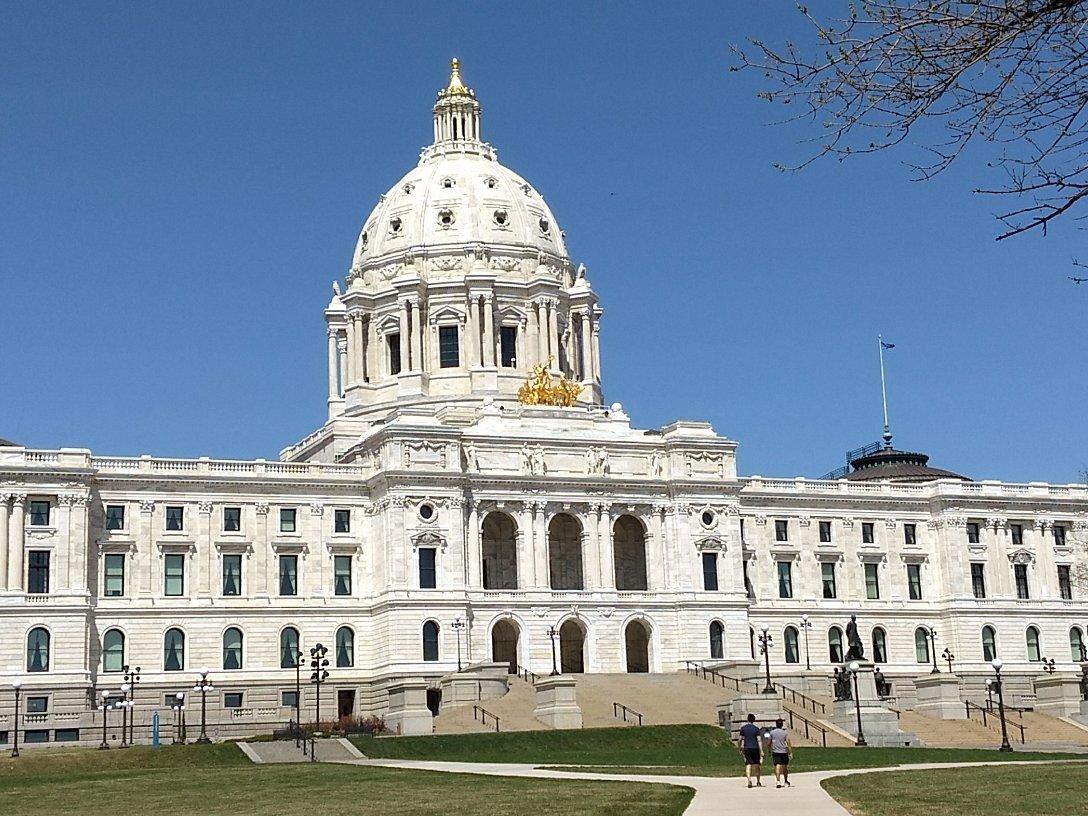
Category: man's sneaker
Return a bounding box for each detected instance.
[747,782,753,789]
[776,784,783,788]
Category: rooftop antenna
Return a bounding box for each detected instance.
[878,335,894,448]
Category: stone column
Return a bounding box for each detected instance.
[0,493,10,591]
[254,503,270,596]
[547,300,559,368]
[198,502,213,596]
[366,318,378,381]
[465,294,479,368]
[69,494,90,592]
[649,505,666,593]
[599,507,615,591]
[337,335,347,394]
[580,311,592,381]
[467,500,481,588]
[591,314,601,381]
[518,505,536,588]
[8,495,26,591]
[399,301,410,373]
[138,500,154,596]
[327,327,339,399]
[535,301,548,365]
[344,315,357,385]
[409,300,422,372]
[483,295,496,367]
[583,508,601,588]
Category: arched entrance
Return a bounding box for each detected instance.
[491,619,519,674]
[549,514,584,590]
[482,512,518,590]
[559,619,585,673]
[625,620,650,673]
[613,515,648,590]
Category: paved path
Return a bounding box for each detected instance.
[340,757,1077,815]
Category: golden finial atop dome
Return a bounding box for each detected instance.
[444,57,469,96]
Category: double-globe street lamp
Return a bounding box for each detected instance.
[192,668,214,744]
[941,647,955,674]
[547,626,559,676]
[923,626,940,674]
[123,665,141,746]
[991,658,1014,752]
[758,625,775,694]
[847,661,867,747]
[310,644,330,731]
[171,692,186,744]
[451,618,466,672]
[10,680,22,758]
[98,690,115,750]
[799,615,813,671]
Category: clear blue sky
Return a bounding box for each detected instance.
[2,2,1085,483]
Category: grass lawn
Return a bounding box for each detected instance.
[823,764,1088,816]
[356,724,1075,777]
[0,744,691,816]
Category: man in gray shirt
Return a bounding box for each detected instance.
[768,718,793,788]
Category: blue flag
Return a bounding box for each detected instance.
[881,341,895,349]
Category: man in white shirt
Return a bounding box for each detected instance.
[768,718,793,788]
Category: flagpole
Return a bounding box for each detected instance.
[878,334,891,447]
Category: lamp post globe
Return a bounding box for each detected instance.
[991,658,1013,752]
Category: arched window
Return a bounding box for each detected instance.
[613,515,648,591]
[1026,626,1041,662]
[423,621,440,662]
[163,628,185,672]
[481,512,518,590]
[914,627,930,664]
[222,627,243,670]
[872,627,888,664]
[103,629,125,673]
[784,626,800,664]
[709,621,724,660]
[828,626,843,663]
[336,626,354,668]
[280,627,300,669]
[1071,627,1086,662]
[982,625,998,662]
[26,628,50,672]
[548,513,584,590]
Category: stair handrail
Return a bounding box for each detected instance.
[472,704,501,732]
[967,700,1026,743]
[683,660,761,693]
[774,681,827,714]
[612,701,644,726]
[785,707,828,748]
[517,665,540,685]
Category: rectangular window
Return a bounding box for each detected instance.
[500,326,518,367]
[701,552,719,591]
[165,506,184,532]
[105,504,125,531]
[279,555,298,596]
[1010,523,1023,547]
[777,561,793,599]
[821,562,837,599]
[971,563,987,599]
[53,728,79,743]
[334,555,352,596]
[439,325,460,368]
[223,692,244,709]
[903,523,917,547]
[281,690,299,708]
[24,730,49,744]
[774,519,789,542]
[1059,564,1073,600]
[223,506,241,532]
[26,696,48,714]
[818,520,832,543]
[966,522,980,544]
[1014,563,1029,599]
[28,500,50,526]
[279,508,297,533]
[164,553,184,596]
[865,562,880,599]
[1054,525,1067,546]
[104,554,125,597]
[907,563,923,600]
[222,554,242,596]
[862,522,875,544]
[27,551,50,594]
[334,509,351,534]
[387,332,402,375]
[419,547,437,589]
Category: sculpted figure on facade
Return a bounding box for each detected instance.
[649,449,664,478]
[845,614,865,661]
[462,441,479,472]
[585,446,608,476]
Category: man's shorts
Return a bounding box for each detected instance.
[772,752,790,766]
[743,749,761,765]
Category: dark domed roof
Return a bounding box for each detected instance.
[846,445,968,483]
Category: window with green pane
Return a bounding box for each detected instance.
[821,561,837,599]
[164,554,184,596]
[102,629,125,672]
[864,562,880,599]
[279,555,298,596]
[222,554,242,596]
[223,627,243,670]
[334,555,352,596]
[104,554,125,596]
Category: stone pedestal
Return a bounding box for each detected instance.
[385,681,433,736]
[717,692,785,732]
[914,673,965,720]
[828,662,919,747]
[708,660,762,684]
[1034,674,1083,718]
[440,662,510,705]
[533,676,582,729]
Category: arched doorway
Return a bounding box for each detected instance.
[559,619,585,673]
[491,619,519,674]
[549,513,584,590]
[613,515,648,591]
[625,620,650,673]
[482,512,518,590]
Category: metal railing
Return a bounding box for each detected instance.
[775,682,826,715]
[473,705,501,732]
[517,665,540,685]
[683,661,761,693]
[966,701,1025,744]
[612,702,644,726]
[785,708,828,748]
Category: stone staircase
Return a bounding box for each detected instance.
[897,711,1004,747]
[241,737,363,763]
[433,675,544,734]
[572,672,738,728]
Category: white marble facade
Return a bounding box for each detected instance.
[1,62,1086,731]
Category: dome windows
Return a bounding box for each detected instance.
[389,217,403,236]
[485,177,498,189]
[441,177,455,189]
[418,502,436,522]
[538,216,551,235]
[437,208,455,229]
[493,209,509,228]
[360,231,368,248]
[402,182,415,195]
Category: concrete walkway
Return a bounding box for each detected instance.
[339,757,1079,816]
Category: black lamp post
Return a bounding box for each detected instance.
[10,680,21,758]
[941,647,955,674]
[1042,657,1056,674]
[171,692,186,744]
[926,627,940,674]
[848,660,867,746]
[123,665,141,746]
[119,683,131,748]
[985,679,995,712]
[452,618,466,671]
[547,626,559,676]
[294,649,303,744]
[758,624,775,694]
[192,667,214,744]
[800,615,813,671]
[310,643,329,731]
[992,658,1013,752]
[98,690,112,750]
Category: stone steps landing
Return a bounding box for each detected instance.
[433,676,544,734]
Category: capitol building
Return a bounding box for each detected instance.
[2,61,1086,741]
